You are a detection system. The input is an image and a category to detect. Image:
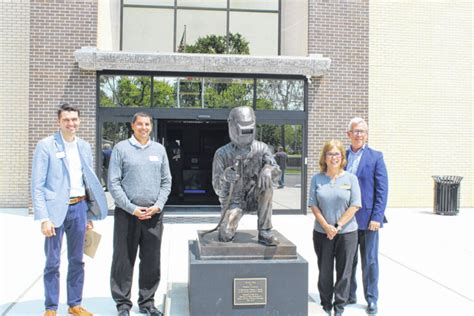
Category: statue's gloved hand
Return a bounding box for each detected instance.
[258,165,274,190]
[223,166,240,183]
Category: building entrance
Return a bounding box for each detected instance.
[98,116,306,213]
[159,120,229,206]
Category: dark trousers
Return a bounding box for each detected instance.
[313,230,358,313]
[110,207,164,311]
[44,200,87,310]
[349,229,379,304]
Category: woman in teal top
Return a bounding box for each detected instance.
[308,140,361,316]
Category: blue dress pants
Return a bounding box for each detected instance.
[349,229,379,304]
[43,200,87,310]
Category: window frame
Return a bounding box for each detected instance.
[120,0,281,55]
[96,69,308,214]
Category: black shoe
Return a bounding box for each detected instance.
[117,309,130,316]
[139,305,163,316]
[322,305,332,315]
[366,302,377,315]
[258,230,279,246]
[346,297,357,305]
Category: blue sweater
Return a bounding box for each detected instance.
[108,138,172,214]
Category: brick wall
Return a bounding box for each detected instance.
[0,0,30,208]
[29,0,98,207]
[307,0,369,179]
[369,1,473,207]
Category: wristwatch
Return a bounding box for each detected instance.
[334,223,342,231]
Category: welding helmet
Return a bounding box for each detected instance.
[228,106,256,148]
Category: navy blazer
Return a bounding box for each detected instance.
[31,131,108,227]
[346,146,388,230]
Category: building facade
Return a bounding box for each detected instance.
[0,0,472,211]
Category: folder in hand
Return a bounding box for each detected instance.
[84,230,101,258]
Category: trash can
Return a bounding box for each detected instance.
[432,176,463,215]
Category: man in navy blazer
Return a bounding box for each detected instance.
[31,103,108,316]
[345,117,388,315]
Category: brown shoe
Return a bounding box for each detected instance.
[68,305,93,316]
[44,310,56,316]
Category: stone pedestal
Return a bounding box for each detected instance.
[188,230,308,316]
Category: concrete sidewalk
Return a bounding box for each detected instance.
[0,208,473,315]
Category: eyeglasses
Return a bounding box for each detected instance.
[325,152,341,158]
[350,129,367,135]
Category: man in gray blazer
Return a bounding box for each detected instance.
[31,103,108,316]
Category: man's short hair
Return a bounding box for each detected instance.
[132,112,153,124]
[57,103,80,118]
[347,117,368,132]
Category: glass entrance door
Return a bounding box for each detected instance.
[158,119,229,206]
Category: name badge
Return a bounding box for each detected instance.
[149,155,160,162]
[340,184,351,190]
[56,151,66,159]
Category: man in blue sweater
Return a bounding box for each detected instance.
[108,112,171,316]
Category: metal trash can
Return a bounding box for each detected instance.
[432,176,463,215]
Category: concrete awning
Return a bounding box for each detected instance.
[74,47,331,78]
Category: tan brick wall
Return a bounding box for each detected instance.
[307,0,369,180]
[28,0,98,208]
[0,0,30,208]
[369,1,473,207]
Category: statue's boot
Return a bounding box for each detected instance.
[258,229,279,246]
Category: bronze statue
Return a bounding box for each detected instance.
[210,106,281,246]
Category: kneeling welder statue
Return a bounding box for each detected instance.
[211,106,281,246]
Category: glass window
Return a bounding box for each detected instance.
[124,0,174,6]
[204,78,253,109]
[256,79,304,111]
[176,10,227,51]
[152,77,177,108]
[230,0,279,11]
[256,123,303,210]
[101,121,138,209]
[177,77,203,108]
[177,0,227,8]
[100,122,132,191]
[229,12,278,55]
[122,7,174,52]
[100,75,152,107]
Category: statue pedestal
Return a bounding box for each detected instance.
[188,230,308,316]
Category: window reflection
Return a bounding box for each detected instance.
[230,0,279,10]
[99,75,304,110]
[229,11,278,55]
[100,76,152,107]
[122,2,280,55]
[153,77,177,108]
[100,122,132,191]
[122,7,174,52]
[124,0,174,5]
[204,78,253,109]
[176,10,226,52]
[177,0,226,8]
[177,77,203,108]
[256,79,304,111]
[100,122,135,209]
[256,124,303,210]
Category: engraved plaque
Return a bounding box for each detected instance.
[233,278,267,306]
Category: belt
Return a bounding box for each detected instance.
[69,195,86,205]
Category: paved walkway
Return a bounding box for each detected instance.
[0,208,473,315]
